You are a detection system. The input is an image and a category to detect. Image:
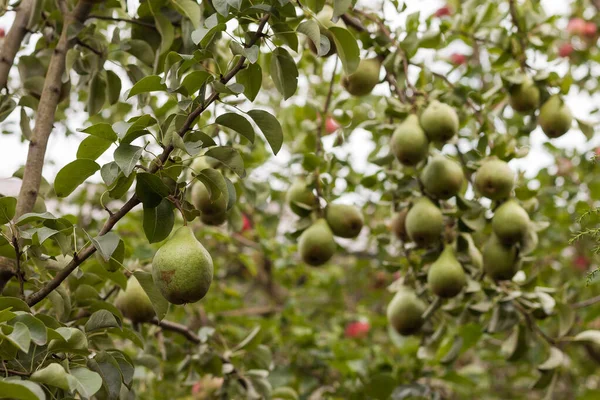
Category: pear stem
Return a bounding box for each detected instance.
[168,195,187,226]
[422,297,443,321]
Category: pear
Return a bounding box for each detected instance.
[390,115,430,166]
[286,180,317,217]
[474,159,515,200]
[538,95,572,138]
[405,198,444,247]
[325,204,363,238]
[115,276,155,323]
[420,155,464,199]
[342,58,381,97]
[508,76,540,113]
[191,181,228,226]
[391,209,409,241]
[427,246,466,298]
[492,200,530,245]
[298,219,336,266]
[387,287,426,336]
[482,234,519,280]
[152,226,214,304]
[419,101,459,143]
[308,5,345,57]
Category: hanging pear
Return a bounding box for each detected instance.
[508,76,540,113]
[492,200,530,245]
[191,181,228,226]
[390,115,430,166]
[427,246,466,298]
[419,101,459,143]
[298,219,336,266]
[474,159,515,200]
[391,209,409,241]
[482,234,520,281]
[420,155,464,199]
[342,58,381,96]
[286,179,317,217]
[387,287,426,336]
[152,226,214,305]
[325,204,364,238]
[405,198,444,247]
[115,276,155,323]
[538,95,572,138]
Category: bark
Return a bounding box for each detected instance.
[0,0,32,90]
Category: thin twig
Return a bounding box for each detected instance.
[512,300,556,346]
[87,14,157,29]
[218,306,282,317]
[572,295,600,309]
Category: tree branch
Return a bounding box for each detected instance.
[25,13,272,307]
[87,14,157,29]
[508,0,528,71]
[573,294,600,309]
[149,318,200,343]
[0,0,32,90]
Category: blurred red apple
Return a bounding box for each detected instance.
[584,22,597,37]
[241,213,252,232]
[434,5,451,18]
[325,116,340,134]
[556,158,573,176]
[449,53,467,65]
[567,18,587,36]
[0,28,6,38]
[573,255,590,272]
[558,43,574,58]
[345,321,370,338]
[595,147,600,157]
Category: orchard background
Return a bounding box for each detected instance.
[0,0,600,399]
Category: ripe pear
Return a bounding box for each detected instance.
[286,180,316,217]
[191,181,228,226]
[508,76,540,113]
[298,219,336,266]
[325,204,363,238]
[390,114,430,166]
[391,209,409,241]
[387,287,426,336]
[308,5,345,57]
[152,226,214,304]
[420,155,464,199]
[538,95,572,138]
[419,101,459,143]
[474,159,515,200]
[482,234,519,280]
[492,200,530,245]
[342,58,381,97]
[405,198,444,247]
[427,246,466,298]
[115,276,155,323]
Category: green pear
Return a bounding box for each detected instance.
[33,196,47,213]
[325,204,363,238]
[538,95,572,138]
[474,159,515,200]
[387,287,426,336]
[115,276,155,323]
[286,180,317,217]
[307,5,345,57]
[191,181,228,226]
[342,58,381,97]
[508,76,540,113]
[482,234,520,280]
[391,209,409,241]
[152,226,214,304]
[420,155,464,199]
[390,114,430,166]
[298,219,336,266]
[427,246,466,298]
[492,200,530,245]
[405,198,444,247]
[419,101,459,143]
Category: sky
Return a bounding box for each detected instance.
[0,0,598,198]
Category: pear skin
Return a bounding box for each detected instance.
[391,115,430,166]
[325,204,363,238]
[191,181,228,225]
[152,226,214,304]
[420,155,464,199]
[115,276,155,323]
[342,58,381,96]
[509,76,540,113]
[474,159,515,200]
[405,198,444,247]
[539,95,572,138]
[420,101,459,143]
[483,234,520,281]
[298,219,336,266]
[286,180,317,217]
[492,200,530,245]
[427,246,466,298]
[387,287,426,336]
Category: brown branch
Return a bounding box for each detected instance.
[16,0,95,218]
[149,318,200,343]
[0,366,30,377]
[87,14,157,29]
[513,300,556,346]
[0,0,32,90]
[25,13,272,307]
[218,306,282,318]
[573,294,600,309]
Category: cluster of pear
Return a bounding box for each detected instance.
[508,76,573,138]
[286,180,364,266]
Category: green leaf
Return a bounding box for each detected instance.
[122,39,155,66]
[0,379,45,400]
[237,62,262,101]
[205,147,245,178]
[297,20,321,54]
[54,159,100,197]
[143,199,175,243]
[181,70,211,95]
[4,322,31,353]
[232,326,261,352]
[31,363,72,391]
[114,144,143,177]
[70,367,103,398]
[106,70,121,105]
[88,73,106,116]
[135,173,171,208]
[329,26,359,74]
[49,327,88,353]
[171,0,201,29]
[0,196,17,225]
[333,0,352,18]
[538,347,565,370]
[270,47,298,100]
[107,327,144,349]
[128,75,166,98]
[15,212,57,226]
[574,330,600,345]
[248,110,284,155]
[213,0,228,15]
[215,113,255,143]
[133,271,169,320]
[80,123,118,141]
[197,168,228,201]
[0,297,31,312]
[91,232,121,262]
[109,172,135,199]
[12,313,47,345]
[0,98,16,123]
[85,310,121,332]
[152,9,175,54]
[77,136,112,160]
[576,119,594,139]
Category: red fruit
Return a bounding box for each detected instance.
[567,18,587,36]
[573,255,590,271]
[584,22,597,37]
[325,116,340,134]
[345,321,370,339]
[191,382,202,395]
[434,5,451,18]
[241,213,252,232]
[0,28,5,38]
[558,43,574,58]
[449,53,467,65]
[595,147,600,157]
